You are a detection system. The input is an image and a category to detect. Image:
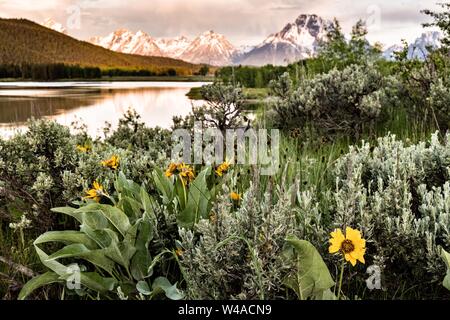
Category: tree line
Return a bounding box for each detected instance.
[0,63,183,80]
[0,63,102,80]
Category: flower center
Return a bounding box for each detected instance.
[341,239,355,253]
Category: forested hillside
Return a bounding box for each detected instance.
[0,18,198,76]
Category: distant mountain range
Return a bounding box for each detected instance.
[87,14,330,66]
[41,14,443,67]
[0,18,198,74]
[90,29,237,66]
[383,31,442,61]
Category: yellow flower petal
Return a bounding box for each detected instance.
[330,228,345,242]
[345,253,357,266]
[328,242,341,254]
[345,226,361,238]
[329,228,345,253]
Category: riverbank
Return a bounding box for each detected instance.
[0,75,215,83]
[186,86,269,100]
[186,86,270,110]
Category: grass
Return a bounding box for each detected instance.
[0,226,40,299]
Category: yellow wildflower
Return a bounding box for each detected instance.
[85,181,104,203]
[164,162,195,183]
[230,192,241,201]
[165,163,178,177]
[215,161,230,177]
[76,144,91,153]
[329,227,366,266]
[175,248,183,257]
[178,163,195,183]
[101,155,119,170]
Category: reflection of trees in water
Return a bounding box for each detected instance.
[0,97,94,124]
[0,87,177,125]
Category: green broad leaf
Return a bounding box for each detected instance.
[152,277,184,300]
[51,207,83,223]
[102,229,136,269]
[80,226,114,248]
[46,244,115,275]
[177,168,211,229]
[152,168,174,205]
[47,243,91,260]
[442,248,450,291]
[127,180,144,202]
[80,210,110,230]
[282,236,335,300]
[34,231,97,250]
[33,236,117,294]
[174,177,187,210]
[130,218,153,281]
[118,196,143,222]
[18,272,62,300]
[116,172,142,199]
[75,202,104,213]
[78,272,116,293]
[76,203,130,236]
[136,280,152,296]
[34,246,69,275]
[316,288,337,300]
[95,205,132,237]
[124,220,139,245]
[140,186,155,216]
[115,171,128,193]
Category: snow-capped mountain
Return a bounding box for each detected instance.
[235,14,332,66]
[42,18,68,35]
[90,29,236,65]
[155,36,191,59]
[179,31,236,66]
[383,31,442,60]
[382,44,404,61]
[232,44,256,62]
[89,29,163,57]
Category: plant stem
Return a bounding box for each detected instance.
[337,260,345,300]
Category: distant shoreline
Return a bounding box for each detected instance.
[0,75,215,83]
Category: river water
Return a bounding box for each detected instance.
[0,81,207,138]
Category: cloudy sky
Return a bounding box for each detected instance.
[0,0,441,47]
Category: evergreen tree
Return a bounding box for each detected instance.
[422,2,450,49]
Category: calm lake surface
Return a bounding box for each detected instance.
[0,81,208,138]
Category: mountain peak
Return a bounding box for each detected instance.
[182,30,236,66]
[236,13,331,66]
[200,30,223,39]
[92,29,162,57]
[114,28,132,36]
[295,13,320,22]
[42,18,68,35]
